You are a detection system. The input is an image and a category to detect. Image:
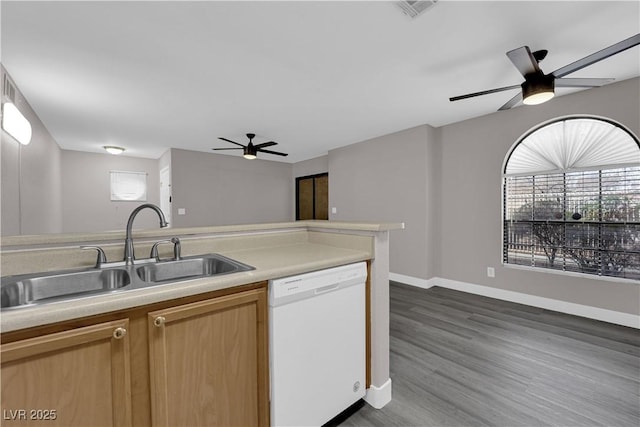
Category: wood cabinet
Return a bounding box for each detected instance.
[1,283,269,427]
[1,319,132,427]
[148,288,269,427]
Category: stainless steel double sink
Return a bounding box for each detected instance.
[1,254,254,309]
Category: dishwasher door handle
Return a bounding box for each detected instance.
[314,283,340,294]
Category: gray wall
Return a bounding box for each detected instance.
[328,124,440,279]
[439,77,640,315]
[1,130,21,236]
[61,150,160,232]
[292,155,328,178]
[1,66,62,236]
[170,148,293,227]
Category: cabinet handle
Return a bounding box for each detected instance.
[153,316,166,327]
[113,327,127,340]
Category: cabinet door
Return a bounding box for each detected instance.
[148,288,268,427]
[1,319,132,427]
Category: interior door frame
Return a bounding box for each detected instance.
[295,172,328,220]
[159,166,172,227]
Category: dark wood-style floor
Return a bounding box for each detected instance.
[338,282,640,427]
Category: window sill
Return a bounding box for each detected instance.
[502,263,640,285]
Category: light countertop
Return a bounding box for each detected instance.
[1,241,371,333]
[1,220,402,248]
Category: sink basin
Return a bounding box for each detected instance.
[1,253,253,309]
[136,254,253,283]
[1,268,131,309]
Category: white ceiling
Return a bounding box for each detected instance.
[1,1,639,163]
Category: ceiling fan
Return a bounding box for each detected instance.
[450,33,640,111]
[213,133,288,159]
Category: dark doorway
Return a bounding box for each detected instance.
[296,173,328,220]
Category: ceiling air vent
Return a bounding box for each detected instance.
[396,0,438,18]
[2,74,16,103]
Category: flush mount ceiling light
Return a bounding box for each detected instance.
[522,73,555,105]
[103,145,125,155]
[1,102,32,145]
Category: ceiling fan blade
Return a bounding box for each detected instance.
[498,92,523,111]
[450,84,520,102]
[506,46,541,77]
[552,33,640,78]
[254,141,278,149]
[257,148,288,156]
[212,147,243,151]
[218,137,245,147]
[555,77,615,87]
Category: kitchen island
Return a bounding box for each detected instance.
[1,220,399,426]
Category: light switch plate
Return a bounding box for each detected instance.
[178,208,186,215]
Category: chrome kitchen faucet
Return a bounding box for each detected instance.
[124,203,169,265]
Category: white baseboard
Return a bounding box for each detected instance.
[364,378,392,409]
[389,273,435,289]
[390,274,639,329]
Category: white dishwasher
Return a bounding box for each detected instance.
[269,262,367,427]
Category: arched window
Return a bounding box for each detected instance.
[503,116,640,280]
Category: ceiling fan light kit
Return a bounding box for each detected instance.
[243,149,257,160]
[522,73,555,105]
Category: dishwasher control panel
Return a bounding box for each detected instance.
[269,262,367,305]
